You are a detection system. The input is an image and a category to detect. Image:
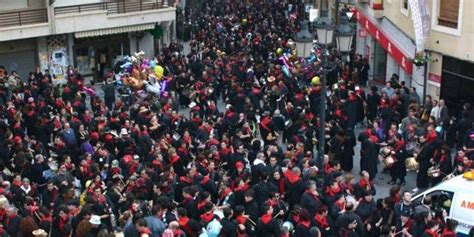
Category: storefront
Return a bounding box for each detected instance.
[0,38,37,81]
[440,56,474,117]
[73,33,130,82]
[354,7,422,93]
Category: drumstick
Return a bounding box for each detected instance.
[247,218,257,226]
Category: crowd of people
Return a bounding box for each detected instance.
[0,0,474,237]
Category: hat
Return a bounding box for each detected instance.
[32,229,48,236]
[120,128,129,136]
[89,215,101,225]
[267,76,276,82]
[133,155,140,160]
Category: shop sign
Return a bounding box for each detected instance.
[358,29,367,37]
[428,73,442,83]
[354,8,413,74]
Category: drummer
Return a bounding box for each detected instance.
[387,133,408,186]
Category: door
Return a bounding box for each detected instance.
[0,50,36,81]
[373,42,387,82]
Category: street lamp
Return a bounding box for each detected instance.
[314,9,335,170]
[295,21,314,58]
[335,14,354,53]
[315,10,335,46]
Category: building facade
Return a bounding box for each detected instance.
[355,0,474,115]
[0,0,176,83]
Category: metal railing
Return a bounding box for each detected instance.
[54,0,172,16]
[0,8,48,28]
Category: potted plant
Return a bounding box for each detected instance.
[413,53,428,67]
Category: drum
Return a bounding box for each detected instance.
[381,147,392,156]
[383,156,396,169]
[405,157,419,171]
[427,166,441,178]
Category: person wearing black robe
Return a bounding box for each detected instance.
[294,209,312,237]
[219,207,238,237]
[415,135,437,191]
[342,128,356,172]
[355,190,376,223]
[300,180,322,217]
[255,205,281,237]
[177,208,201,237]
[388,134,408,185]
[360,135,379,181]
[366,86,381,123]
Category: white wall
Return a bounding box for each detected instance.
[1,0,28,11]
[53,0,103,7]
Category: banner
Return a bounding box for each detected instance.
[355,8,413,74]
[409,0,431,53]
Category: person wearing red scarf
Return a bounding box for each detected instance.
[324,179,344,206]
[199,203,219,227]
[5,207,22,237]
[441,219,458,237]
[355,171,376,200]
[294,209,311,237]
[177,208,201,237]
[388,133,407,185]
[314,206,333,236]
[255,205,280,236]
[300,180,322,217]
[284,167,305,208]
[330,194,346,220]
[422,220,440,237]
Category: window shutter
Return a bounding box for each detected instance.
[439,0,459,22]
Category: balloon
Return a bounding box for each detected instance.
[82,86,97,97]
[276,48,283,56]
[120,62,132,69]
[131,68,140,79]
[311,76,321,86]
[282,66,290,77]
[150,60,157,68]
[154,65,164,79]
[160,80,168,93]
[145,81,161,95]
[279,56,290,69]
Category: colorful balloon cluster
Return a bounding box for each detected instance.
[118,51,168,96]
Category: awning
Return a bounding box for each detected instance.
[74,23,156,38]
[355,7,415,74]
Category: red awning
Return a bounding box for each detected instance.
[355,8,414,74]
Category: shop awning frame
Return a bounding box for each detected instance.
[355,7,415,74]
[74,23,156,38]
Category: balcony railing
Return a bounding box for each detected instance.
[54,0,173,16]
[0,9,48,28]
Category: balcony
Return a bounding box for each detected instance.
[0,8,48,28]
[0,8,50,41]
[53,0,175,35]
[54,0,173,15]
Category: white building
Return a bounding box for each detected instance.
[0,0,176,83]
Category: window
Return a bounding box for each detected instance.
[432,0,463,36]
[413,190,454,215]
[401,0,409,16]
[438,0,459,28]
